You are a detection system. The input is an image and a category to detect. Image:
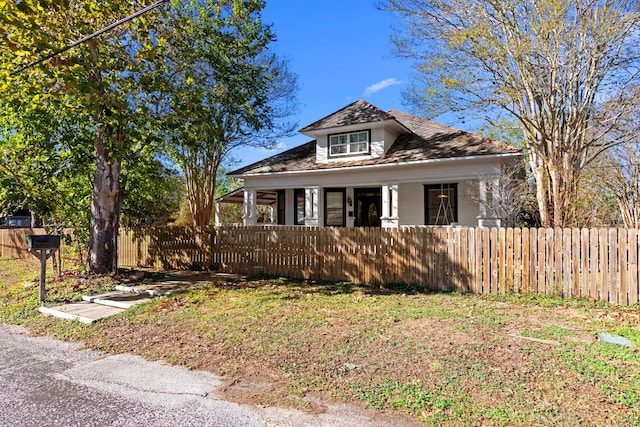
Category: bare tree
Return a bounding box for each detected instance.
[590,142,640,228]
[381,0,640,227]
[467,164,533,227]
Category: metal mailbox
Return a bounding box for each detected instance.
[27,235,61,251]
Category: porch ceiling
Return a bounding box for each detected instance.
[216,187,277,206]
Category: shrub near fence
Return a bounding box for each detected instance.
[118,225,640,305]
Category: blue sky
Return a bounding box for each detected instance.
[230,0,416,167]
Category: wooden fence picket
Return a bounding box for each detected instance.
[630,229,639,305]
[512,228,520,293]
[111,225,640,305]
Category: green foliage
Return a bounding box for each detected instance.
[0,0,295,267]
[0,0,169,271]
[519,325,576,341]
[213,167,243,224]
[353,379,435,412]
[0,95,92,239]
[120,153,184,227]
[478,118,525,149]
[146,0,298,226]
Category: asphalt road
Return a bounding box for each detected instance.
[0,324,416,427]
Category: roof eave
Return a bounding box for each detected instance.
[229,152,522,179]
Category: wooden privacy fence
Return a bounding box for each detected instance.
[0,228,46,258]
[118,226,640,305]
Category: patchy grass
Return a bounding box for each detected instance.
[1,260,640,426]
[0,257,118,329]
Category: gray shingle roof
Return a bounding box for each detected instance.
[386,110,519,160]
[299,100,395,132]
[228,101,520,177]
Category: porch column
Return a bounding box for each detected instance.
[214,200,221,226]
[381,184,399,228]
[391,184,399,219]
[477,178,500,228]
[242,189,257,226]
[305,187,319,226]
[491,178,502,222]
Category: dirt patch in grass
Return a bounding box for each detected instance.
[0,257,39,285]
[2,265,639,426]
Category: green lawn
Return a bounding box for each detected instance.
[1,257,639,426]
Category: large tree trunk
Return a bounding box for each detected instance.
[86,41,124,274]
[185,154,221,227]
[87,133,122,274]
[527,143,552,228]
[527,133,585,228]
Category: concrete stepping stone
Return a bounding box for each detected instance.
[39,302,126,324]
[82,291,154,309]
[39,271,239,324]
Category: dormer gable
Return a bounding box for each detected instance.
[299,100,409,164]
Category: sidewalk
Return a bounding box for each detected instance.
[39,271,243,323]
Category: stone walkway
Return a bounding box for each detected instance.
[39,272,243,323]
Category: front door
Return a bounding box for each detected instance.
[354,187,382,227]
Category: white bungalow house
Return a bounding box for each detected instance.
[219,100,522,228]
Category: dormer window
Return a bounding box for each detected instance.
[329,130,370,157]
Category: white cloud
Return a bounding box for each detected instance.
[363,78,402,96]
[257,141,287,152]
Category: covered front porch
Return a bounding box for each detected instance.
[216,178,503,228]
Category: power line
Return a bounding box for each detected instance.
[11,0,168,76]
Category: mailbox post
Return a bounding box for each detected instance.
[27,235,61,302]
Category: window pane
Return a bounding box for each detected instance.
[326,191,344,226]
[330,132,368,156]
[350,142,367,153]
[425,184,457,225]
[326,192,343,209]
[326,209,343,225]
[331,145,347,155]
[330,135,347,145]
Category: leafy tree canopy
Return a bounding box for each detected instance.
[146,0,298,226]
[0,0,296,272]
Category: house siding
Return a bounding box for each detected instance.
[398,183,423,225]
[458,181,479,225]
[383,127,400,154]
[316,135,328,163]
[370,128,385,158]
